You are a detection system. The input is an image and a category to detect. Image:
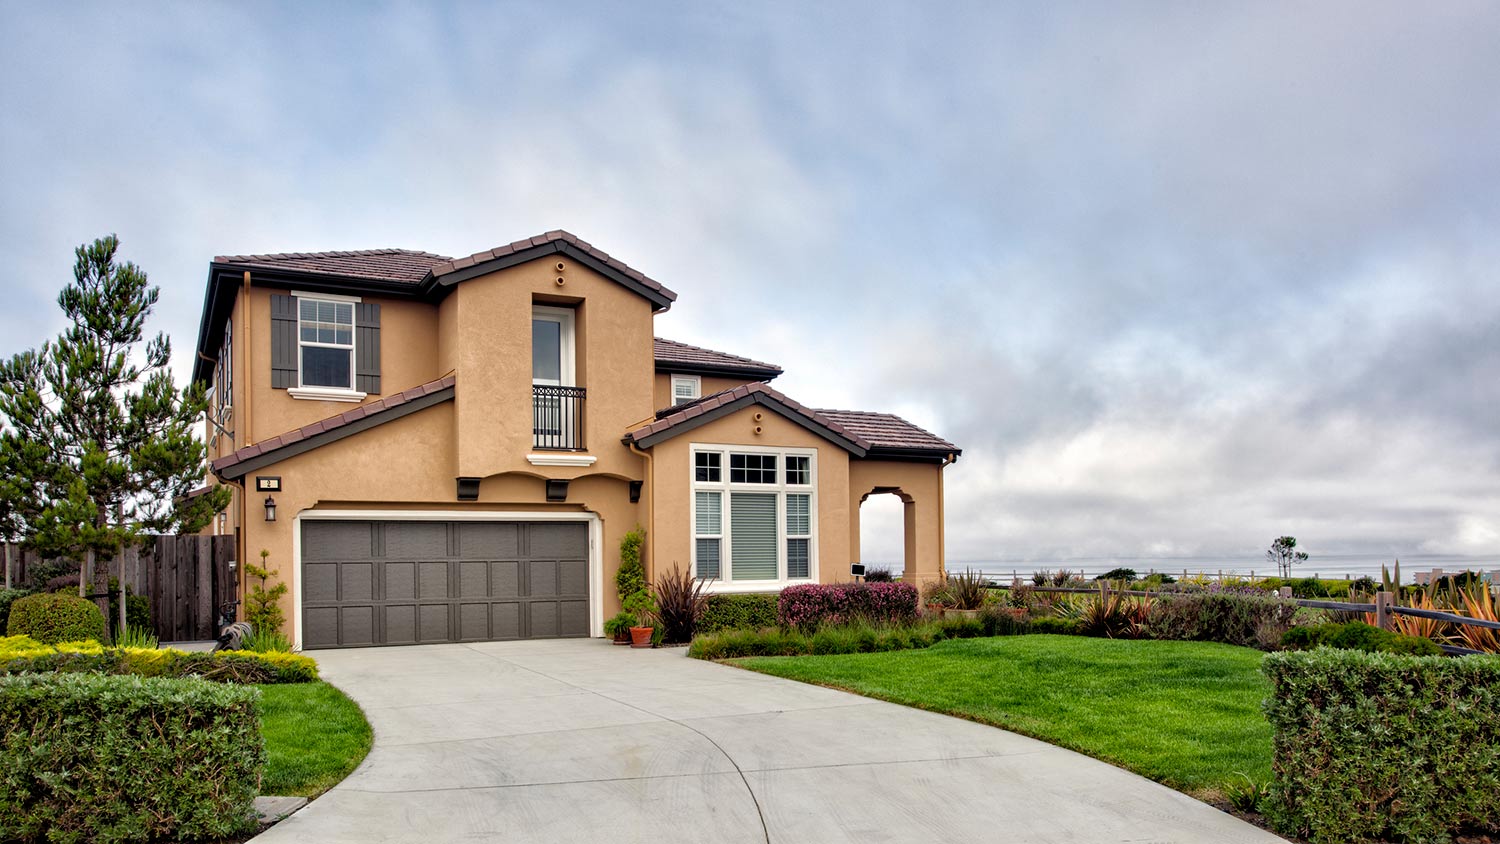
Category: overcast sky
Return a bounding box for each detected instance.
[2,1,1497,567]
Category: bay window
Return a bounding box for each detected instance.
[691,445,816,587]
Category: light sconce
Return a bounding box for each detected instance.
[546,479,570,502]
[263,495,277,522]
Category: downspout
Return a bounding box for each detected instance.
[627,440,655,584]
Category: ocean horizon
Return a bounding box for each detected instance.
[926,553,1500,584]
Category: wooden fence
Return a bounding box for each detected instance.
[2,535,237,642]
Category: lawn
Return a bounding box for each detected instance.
[258,681,373,797]
[733,634,1271,798]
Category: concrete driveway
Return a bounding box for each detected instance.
[252,639,1287,844]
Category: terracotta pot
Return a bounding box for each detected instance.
[949,608,982,620]
[925,604,946,618]
[629,626,654,648]
[612,630,631,646]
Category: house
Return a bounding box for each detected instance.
[192,231,960,649]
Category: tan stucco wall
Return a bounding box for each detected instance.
[848,459,948,586]
[649,407,853,585]
[651,373,763,411]
[237,401,647,642]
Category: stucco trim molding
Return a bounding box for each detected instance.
[526,453,598,467]
[287,386,367,403]
[292,509,605,650]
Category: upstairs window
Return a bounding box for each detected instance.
[672,375,701,406]
[298,298,355,390]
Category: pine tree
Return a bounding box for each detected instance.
[0,235,230,630]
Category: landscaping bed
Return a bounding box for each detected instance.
[733,635,1272,798]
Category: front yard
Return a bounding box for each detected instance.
[734,634,1272,798]
[259,681,372,797]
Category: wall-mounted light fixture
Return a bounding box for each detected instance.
[628,480,643,503]
[456,477,480,501]
[546,479,570,502]
[263,495,277,522]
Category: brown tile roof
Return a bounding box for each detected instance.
[627,382,870,454]
[814,409,960,455]
[431,230,677,303]
[653,338,783,378]
[214,248,450,284]
[211,375,456,477]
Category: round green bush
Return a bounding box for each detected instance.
[5,592,107,644]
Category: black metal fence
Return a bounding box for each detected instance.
[533,385,586,450]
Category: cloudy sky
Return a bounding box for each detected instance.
[2,1,1497,568]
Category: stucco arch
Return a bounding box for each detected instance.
[848,460,947,588]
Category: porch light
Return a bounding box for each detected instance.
[263,495,277,522]
[546,479,570,502]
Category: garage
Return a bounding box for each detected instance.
[300,520,590,649]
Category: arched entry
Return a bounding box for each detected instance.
[855,487,913,581]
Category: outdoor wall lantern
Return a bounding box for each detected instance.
[545,479,570,502]
[263,495,277,522]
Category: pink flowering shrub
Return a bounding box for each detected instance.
[777,582,920,630]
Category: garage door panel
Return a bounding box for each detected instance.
[302,521,589,649]
[340,606,376,645]
[528,560,558,597]
[305,522,374,561]
[491,561,521,597]
[384,521,448,558]
[491,602,521,639]
[559,600,589,637]
[342,562,375,601]
[419,603,450,641]
[304,562,340,602]
[529,523,587,558]
[385,604,417,644]
[385,561,417,600]
[418,561,449,599]
[458,522,520,559]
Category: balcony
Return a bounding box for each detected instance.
[533,385,586,450]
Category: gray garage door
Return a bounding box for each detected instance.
[301,520,590,649]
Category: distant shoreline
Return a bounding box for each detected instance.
[921,554,1500,583]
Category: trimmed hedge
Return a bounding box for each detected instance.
[690,608,1035,660]
[777,582,919,629]
[0,672,264,844]
[1262,649,1500,843]
[0,588,34,633]
[1280,621,1442,656]
[6,591,107,644]
[699,593,779,633]
[1146,591,1298,648]
[0,637,319,684]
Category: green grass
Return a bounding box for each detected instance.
[733,634,1271,798]
[258,682,373,797]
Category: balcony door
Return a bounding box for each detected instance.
[533,306,580,449]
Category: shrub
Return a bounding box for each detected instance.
[1261,649,1500,843]
[699,593,778,633]
[1026,616,1084,636]
[603,611,634,639]
[947,569,988,610]
[0,639,318,684]
[6,591,107,644]
[244,549,288,635]
[240,628,294,653]
[778,582,919,629]
[1279,621,1442,656]
[1096,567,1138,582]
[1146,591,1298,649]
[652,564,709,644]
[106,578,151,640]
[112,625,158,649]
[0,672,263,844]
[0,587,33,633]
[863,567,894,582]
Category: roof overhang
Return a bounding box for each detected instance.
[626,390,869,456]
[653,360,783,381]
[431,239,675,313]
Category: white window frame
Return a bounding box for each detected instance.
[690,442,817,592]
[671,374,701,406]
[289,290,365,402]
[532,305,576,387]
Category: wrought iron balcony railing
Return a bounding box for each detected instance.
[532,385,586,451]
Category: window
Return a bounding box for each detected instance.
[209,321,233,446]
[531,306,575,386]
[671,375,701,406]
[691,445,816,586]
[298,298,355,390]
[730,453,777,484]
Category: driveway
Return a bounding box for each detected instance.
[252,639,1287,844]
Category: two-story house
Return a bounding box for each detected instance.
[193,231,960,649]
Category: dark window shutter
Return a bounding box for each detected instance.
[270,294,298,389]
[355,302,381,394]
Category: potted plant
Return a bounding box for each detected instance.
[947,569,987,619]
[625,591,657,648]
[922,579,953,618]
[604,611,635,645]
[614,527,656,648]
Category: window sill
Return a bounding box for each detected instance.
[288,387,367,403]
[527,453,597,467]
[698,578,816,593]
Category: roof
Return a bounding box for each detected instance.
[814,409,961,457]
[194,230,678,385]
[653,337,783,380]
[211,248,450,284]
[211,375,456,479]
[626,382,870,456]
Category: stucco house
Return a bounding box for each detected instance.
[193,230,960,649]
